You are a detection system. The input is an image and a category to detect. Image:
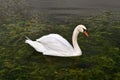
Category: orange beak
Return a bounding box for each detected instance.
[84,31,88,37]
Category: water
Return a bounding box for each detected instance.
[27,0,120,21]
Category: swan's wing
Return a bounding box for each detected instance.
[36,34,74,54]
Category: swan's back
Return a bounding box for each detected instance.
[36,34,74,56]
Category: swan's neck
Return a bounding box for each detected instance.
[72,28,81,55]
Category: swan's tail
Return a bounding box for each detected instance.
[25,36,31,40]
[25,36,32,43]
[25,36,45,52]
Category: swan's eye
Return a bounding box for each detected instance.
[83,29,86,31]
[83,29,88,33]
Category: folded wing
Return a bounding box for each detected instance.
[36,34,74,55]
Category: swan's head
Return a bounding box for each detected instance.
[76,24,88,37]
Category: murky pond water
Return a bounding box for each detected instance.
[27,0,120,21]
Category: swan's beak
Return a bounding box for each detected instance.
[84,31,88,37]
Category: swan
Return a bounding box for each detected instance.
[25,24,88,57]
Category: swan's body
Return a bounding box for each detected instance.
[25,25,88,57]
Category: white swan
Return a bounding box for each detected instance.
[25,24,88,57]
